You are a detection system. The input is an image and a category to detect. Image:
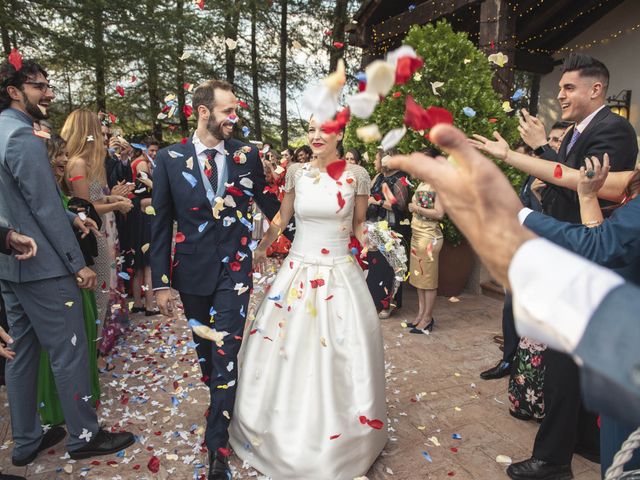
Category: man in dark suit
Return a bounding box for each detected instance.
[0,56,134,467]
[385,122,640,429]
[476,53,638,479]
[150,79,283,480]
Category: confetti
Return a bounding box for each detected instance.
[422,451,433,462]
[553,164,563,178]
[145,206,156,216]
[462,106,476,118]
[8,48,22,71]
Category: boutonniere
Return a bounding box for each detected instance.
[233,148,248,164]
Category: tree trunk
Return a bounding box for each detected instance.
[146,0,162,140]
[175,0,189,136]
[479,0,515,99]
[92,1,107,112]
[250,1,262,139]
[225,1,241,84]
[279,0,288,148]
[329,0,348,73]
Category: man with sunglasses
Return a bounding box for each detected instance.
[0,55,135,470]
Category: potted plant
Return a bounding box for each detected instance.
[344,20,524,295]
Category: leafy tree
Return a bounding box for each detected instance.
[344,20,523,245]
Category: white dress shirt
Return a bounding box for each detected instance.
[574,104,606,134]
[192,133,226,200]
[508,237,624,355]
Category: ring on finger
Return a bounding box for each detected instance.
[586,169,596,179]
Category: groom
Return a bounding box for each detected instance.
[150,79,282,479]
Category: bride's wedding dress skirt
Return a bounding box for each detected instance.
[229,163,387,479]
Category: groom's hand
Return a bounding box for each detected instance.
[155,289,175,317]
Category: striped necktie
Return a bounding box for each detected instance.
[566,128,581,153]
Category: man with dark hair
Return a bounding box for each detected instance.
[0,53,134,468]
[147,137,160,160]
[150,78,284,480]
[477,52,638,480]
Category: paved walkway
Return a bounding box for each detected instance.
[0,277,601,479]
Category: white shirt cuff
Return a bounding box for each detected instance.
[518,207,533,225]
[508,238,624,353]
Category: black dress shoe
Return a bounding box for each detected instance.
[574,444,600,464]
[0,473,27,480]
[480,360,511,380]
[209,450,231,480]
[507,457,573,480]
[69,428,135,460]
[12,426,66,466]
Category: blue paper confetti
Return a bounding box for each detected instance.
[511,88,525,101]
[462,107,476,118]
[408,3,416,11]
[240,217,254,230]
[198,221,208,232]
[268,294,282,301]
[209,307,217,317]
[240,305,246,318]
[422,451,433,462]
[356,71,367,82]
[171,396,180,406]
[118,271,130,281]
[242,126,251,137]
[452,433,462,440]
[182,171,198,188]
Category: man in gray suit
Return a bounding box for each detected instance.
[0,56,134,465]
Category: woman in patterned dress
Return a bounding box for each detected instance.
[61,109,133,370]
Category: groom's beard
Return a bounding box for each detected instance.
[206,116,232,140]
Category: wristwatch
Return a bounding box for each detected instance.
[533,143,552,156]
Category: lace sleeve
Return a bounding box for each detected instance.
[349,165,372,195]
[284,163,303,193]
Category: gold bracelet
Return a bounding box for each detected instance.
[583,220,602,226]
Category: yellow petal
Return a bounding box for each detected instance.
[161,274,169,284]
[145,206,156,216]
[141,243,150,253]
[356,124,382,143]
[322,59,346,94]
[364,60,396,96]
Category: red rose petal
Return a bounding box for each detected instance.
[450,447,458,453]
[367,419,384,430]
[326,159,346,181]
[175,232,186,243]
[336,191,346,211]
[333,41,344,49]
[115,85,125,97]
[181,137,188,145]
[321,248,330,255]
[147,455,160,473]
[324,295,334,301]
[359,415,368,424]
[183,105,193,118]
[217,447,231,457]
[553,164,563,178]
[8,48,22,71]
[229,261,241,272]
[69,175,84,182]
[395,56,424,85]
[226,186,244,196]
[330,434,341,440]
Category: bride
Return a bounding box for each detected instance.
[229,117,387,479]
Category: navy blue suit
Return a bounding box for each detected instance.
[525,197,640,473]
[150,135,281,453]
[526,106,638,465]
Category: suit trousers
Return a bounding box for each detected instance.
[533,348,600,464]
[0,275,99,457]
[180,267,250,453]
[501,293,519,363]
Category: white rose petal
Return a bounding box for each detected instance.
[364,60,396,96]
[346,91,380,119]
[380,126,407,151]
[225,38,237,50]
[386,45,418,68]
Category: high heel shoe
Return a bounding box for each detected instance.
[425,318,435,332]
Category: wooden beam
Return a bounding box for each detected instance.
[369,0,481,46]
[516,0,571,41]
[514,49,554,74]
[479,0,516,99]
[348,0,383,47]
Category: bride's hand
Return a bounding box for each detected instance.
[253,246,268,275]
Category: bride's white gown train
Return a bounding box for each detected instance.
[229,162,387,480]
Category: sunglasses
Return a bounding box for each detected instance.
[23,81,56,93]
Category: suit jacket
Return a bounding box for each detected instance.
[150,136,280,296]
[0,225,11,255]
[540,106,638,223]
[524,196,640,285]
[0,108,86,282]
[575,283,640,426]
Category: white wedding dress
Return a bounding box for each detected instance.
[229,162,387,480]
